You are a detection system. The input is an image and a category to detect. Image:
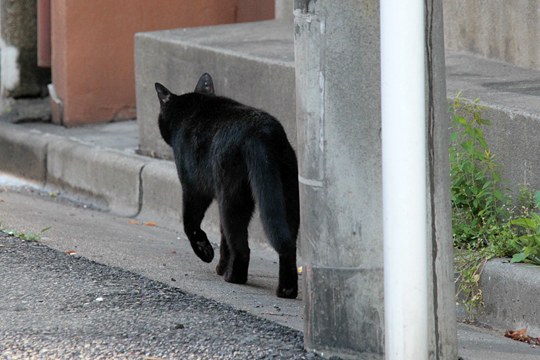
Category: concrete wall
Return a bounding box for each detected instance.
[444,0,540,70]
[50,0,274,126]
[0,0,50,97]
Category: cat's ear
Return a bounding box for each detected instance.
[155,83,172,104]
[194,73,215,95]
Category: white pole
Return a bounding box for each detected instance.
[381,0,428,359]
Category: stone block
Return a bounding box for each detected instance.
[138,160,184,226]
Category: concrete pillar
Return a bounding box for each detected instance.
[294,0,384,356]
[294,0,457,358]
[0,0,49,97]
[425,0,458,358]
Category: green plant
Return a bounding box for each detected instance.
[2,226,50,242]
[449,94,513,250]
[509,191,540,265]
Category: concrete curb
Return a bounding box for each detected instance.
[0,121,149,217]
[1,116,540,337]
[479,259,540,335]
[46,138,149,217]
[0,122,50,184]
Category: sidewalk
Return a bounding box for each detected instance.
[1,99,540,358]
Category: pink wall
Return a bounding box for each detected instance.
[51,0,274,126]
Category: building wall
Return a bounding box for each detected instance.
[50,0,274,126]
[444,0,540,70]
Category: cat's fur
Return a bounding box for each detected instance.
[155,73,299,298]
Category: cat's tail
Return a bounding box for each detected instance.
[244,137,299,255]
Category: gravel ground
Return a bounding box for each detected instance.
[0,233,324,359]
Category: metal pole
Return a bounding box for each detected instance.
[381,0,428,359]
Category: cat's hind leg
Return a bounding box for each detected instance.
[218,192,254,284]
[276,161,300,299]
[183,191,214,263]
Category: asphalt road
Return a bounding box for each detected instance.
[0,233,322,359]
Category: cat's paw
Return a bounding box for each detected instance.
[215,260,227,276]
[223,271,248,284]
[191,239,214,263]
[276,285,298,299]
[222,254,249,283]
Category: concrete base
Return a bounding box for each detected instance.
[275,0,294,19]
[135,20,295,160]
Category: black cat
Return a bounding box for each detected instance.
[155,73,299,298]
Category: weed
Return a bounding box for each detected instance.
[509,191,540,265]
[1,226,50,242]
[455,248,490,321]
[449,94,513,250]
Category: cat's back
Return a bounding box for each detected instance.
[186,94,288,139]
[205,96,283,134]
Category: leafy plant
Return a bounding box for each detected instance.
[509,191,540,265]
[449,94,513,250]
